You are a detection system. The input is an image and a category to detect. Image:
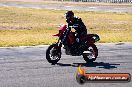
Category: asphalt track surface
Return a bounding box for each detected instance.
[0,43,132,87]
[0,2,132,13]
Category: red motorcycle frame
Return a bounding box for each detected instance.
[46,24,100,64]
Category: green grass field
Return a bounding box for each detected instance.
[0,7,132,47]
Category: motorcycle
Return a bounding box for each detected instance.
[46,24,100,64]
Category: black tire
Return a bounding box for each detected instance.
[83,44,98,63]
[46,44,61,64]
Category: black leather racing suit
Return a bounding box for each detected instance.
[66,16,87,42]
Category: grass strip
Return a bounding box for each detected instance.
[0,7,132,47]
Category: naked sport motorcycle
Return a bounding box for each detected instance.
[46,24,100,64]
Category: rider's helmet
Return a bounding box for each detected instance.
[65,11,74,21]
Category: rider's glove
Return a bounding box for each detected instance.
[72,24,79,28]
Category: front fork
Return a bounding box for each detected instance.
[56,26,71,51]
[56,37,62,47]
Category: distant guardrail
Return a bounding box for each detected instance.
[55,0,132,3]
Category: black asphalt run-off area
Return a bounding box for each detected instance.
[0,1,132,13]
[0,43,132,87]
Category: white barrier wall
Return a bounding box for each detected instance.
[55,0,132,3]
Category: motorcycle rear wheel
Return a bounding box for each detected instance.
[83,44,98,63]
[46,44,61,64]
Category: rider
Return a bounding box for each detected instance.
[65,11,87,43]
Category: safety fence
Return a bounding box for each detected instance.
[55,0,132,3]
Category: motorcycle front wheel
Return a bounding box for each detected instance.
[83,44,98,63]
[46,44,61,64]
